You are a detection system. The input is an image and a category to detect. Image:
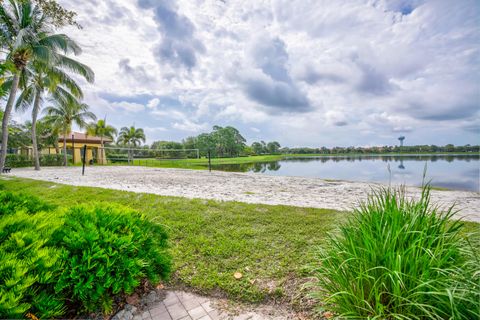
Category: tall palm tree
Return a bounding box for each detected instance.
[15,51,94,170]
[117,126,146,164]
[43,97,96,166]
[0,0,80,171]
[86,118,117,164]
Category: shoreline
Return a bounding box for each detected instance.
[6,166,480,222]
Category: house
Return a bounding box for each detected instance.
[57,132,113,164]
[18,131,113,165]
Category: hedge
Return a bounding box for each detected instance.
[5,154,68,167]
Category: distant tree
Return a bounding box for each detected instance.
[196,133,215,157]
[445,144,455,153]
[43,98,96,166]
[151,140,184,158]
[251,142,264,155]
[117,126,146,163]
[211,126,246,157]
[87,118,117,164]
[4,120,30,149]
[182,136,196,150]
[243,145,254,156]
[31,117,60,152]
[267,141,281,154]
[151,140,183,150]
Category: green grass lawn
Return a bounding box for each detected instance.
[1,177,478,312]
[129,154,289,169]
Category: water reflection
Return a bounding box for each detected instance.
[210,155,479,192]
[212,161,281,173]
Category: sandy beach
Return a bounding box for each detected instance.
[8,166,480,222]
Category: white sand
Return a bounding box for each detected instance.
[8,166,480,222]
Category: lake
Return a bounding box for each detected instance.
[211,154,480,192]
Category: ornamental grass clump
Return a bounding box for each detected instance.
[313,185,479,319]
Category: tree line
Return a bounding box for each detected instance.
[279,144,479,154]
[147,127,478,158]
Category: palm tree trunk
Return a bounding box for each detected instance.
[63,132,67,166]
[0,72,20,172]
[31,92,41,170]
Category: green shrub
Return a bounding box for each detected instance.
[5,154,32,168]
[106,153,128,163]
[0,191,54,216]
[5,154,68,167]
[0,210,64,319]
[312,185,479,319]
[52,204,171,314]
[0,191,172,318]
[40,154,64,166]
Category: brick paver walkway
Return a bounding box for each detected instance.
[126,291,287,320]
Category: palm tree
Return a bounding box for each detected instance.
[0,0,81,171]
[87,118,117,164]
[117,126,146,164]
[43,97,96,166]
[15,48,94,170]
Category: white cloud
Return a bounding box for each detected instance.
[111,101,145,112]
[144,126,167,133]
[172,119,208,132]
[54,0,479,146]
[147,98,160,109]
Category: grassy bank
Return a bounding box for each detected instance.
[0,177,343,305]
[130,154,288,169]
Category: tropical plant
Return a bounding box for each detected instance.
[312,184,480,319]
[43,98,96,166]
[86,118,117,164]
[52,204,171,314]
[117,126,145,163]
[30,117,61,153]
[0,191,63,319]
[0,190,172,318]
[0,190,54,215]
[15,41,94,170]
[0,0,78,171]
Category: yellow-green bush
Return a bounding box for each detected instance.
[0,210,64,318]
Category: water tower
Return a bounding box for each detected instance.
[398,136,405,147]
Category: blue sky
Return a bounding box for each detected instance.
[26,0,479,147]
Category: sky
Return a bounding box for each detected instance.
[24,0,479,147]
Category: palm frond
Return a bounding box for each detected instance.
[40,34,81,55]
[55,54,94,83]
[46,67,83,98]
[15,84,35,112]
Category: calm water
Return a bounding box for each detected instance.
[211,155,480,192]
